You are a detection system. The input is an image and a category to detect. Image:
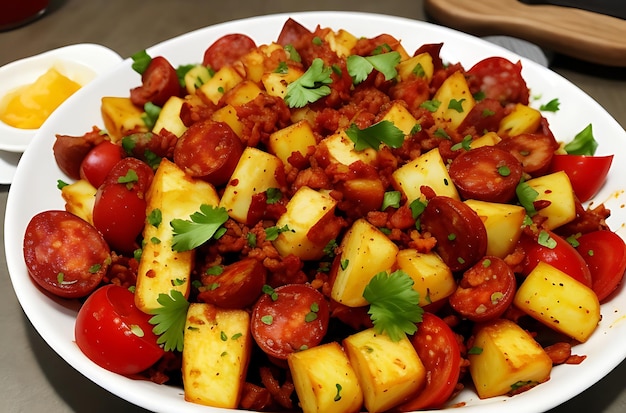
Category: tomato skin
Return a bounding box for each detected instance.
[93,158,154,254]
[251,284,329,360]
[575,230,626,302]
[79,140,124,188]
[549,154,613,202]
[449,256,516,322]
[75,284,164,375]
[397,313,461,411]
[202,33,257,71]
[23,210,110,298]
[130,56,181,107]
[517,231,592,287]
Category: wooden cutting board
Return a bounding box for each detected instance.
[424,0,626,66]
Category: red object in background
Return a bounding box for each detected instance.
[0,1,49,30]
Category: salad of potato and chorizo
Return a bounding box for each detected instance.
[21,17,626,413]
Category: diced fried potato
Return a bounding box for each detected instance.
[197,65,244,105]
[262,67,305,99]
[61,179,96,225]
[211,104,244,138]
[432,71,476,130]
[324,29,358,57]
[223,80,263,106]
[343,328,426,413]
[183,303,251,408]
[380,102,420,135]
[470,131,502,148]
[469,319,552,399]
[514,262,601,342]
[391,147,460,203]
[397,52,434,82]
[100,96,148,142]
[240,43,286,82]
[330,219,399,307]
[320,130,378,167]
[525,171,576,230]
[395,249,455,306]
[184,64,212,95]
[152,96,187,137]
[135,159,220,313]
[268,120,316,165]
[497,103,541,137]
[464,199,526,258]
[273,187,338,260]
[219,147,283,224]
[288,342,363,413]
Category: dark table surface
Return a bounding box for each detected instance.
[1,1,625,412]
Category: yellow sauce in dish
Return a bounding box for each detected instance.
[0,68,81,129]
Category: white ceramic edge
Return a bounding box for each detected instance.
[0,43,123,152]
[5,11,626,413]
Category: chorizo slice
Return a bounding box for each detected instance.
[497,133,558,176]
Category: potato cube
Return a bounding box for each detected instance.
[135,159,220,312]
[343,328,426,413]
[330,219,399,307]
[395,249,456,306]
[223,80,262,106]
[288,342,363,413]
[381,102,420,135]
[219,147,283,224]
[262,67,305,99]
[268,120,316,165]
[273,187,339,260]
[525,171,576,230]
[240,42,286,82]
[464,199,526,258]
[61,179,96,225]
[498,103,541,137]
[183,303,251,408]
[320,130,378,167]
[183,64,212,95]
[197,65,244,105]
[470,131,502,148]
[324,29,358,57]
[432,71,476,130]
[397,52,434,82]
[152,96,187,137]
[469,319,552,399]
[211,104,244,137]
[514,262,601,342]
[391,147,460,203]
[100,96,148,142]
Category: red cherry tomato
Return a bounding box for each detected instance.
[23,210,110,298]
[517,231,592,287]
[449,256,517,322]
[397,313,461,411]
[202,33,257,71]
[130,56,181,107]
[575,230,626,302]
[251,284,329,360]
[75,284,164,375]
[549,154,613,202]
[93,158,154,254]
[79,140,124,188]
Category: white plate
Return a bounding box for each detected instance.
[0,43,123,153]
[5,11,626,413]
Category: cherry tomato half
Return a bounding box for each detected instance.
[251,284,329,360]
[397,313,461,411]
[517,231,592,287]
[576,230,626,302]
[130,56,181,107]
[79,140,124,188]
[93,158,154,254]
[550,154,613,202]
[75,284,164,375]
[449,256,517,322]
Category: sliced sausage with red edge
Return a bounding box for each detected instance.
[202,33,257,71]
[497,133,558,177]
[197,258,267,309]
[130,56,181,107]
[449,145,523,203]
[23,210,110,298]
[251,284,329,360]
[420,196,488,272]
[466,56,530,105]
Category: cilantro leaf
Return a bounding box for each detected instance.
[539,98,560,112]
[142,102,161,129]
[148,290,190,352]
[363,270,423,342]
[170,204,229,252]
[345,120,405,151]
[285,58,332,108]
[381,191,401,211]
[564,124,597,156]
[516,180,538,216]
[131,50,152,75]
[347,51,401,84]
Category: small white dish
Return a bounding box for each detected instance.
[0,43,123,154]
